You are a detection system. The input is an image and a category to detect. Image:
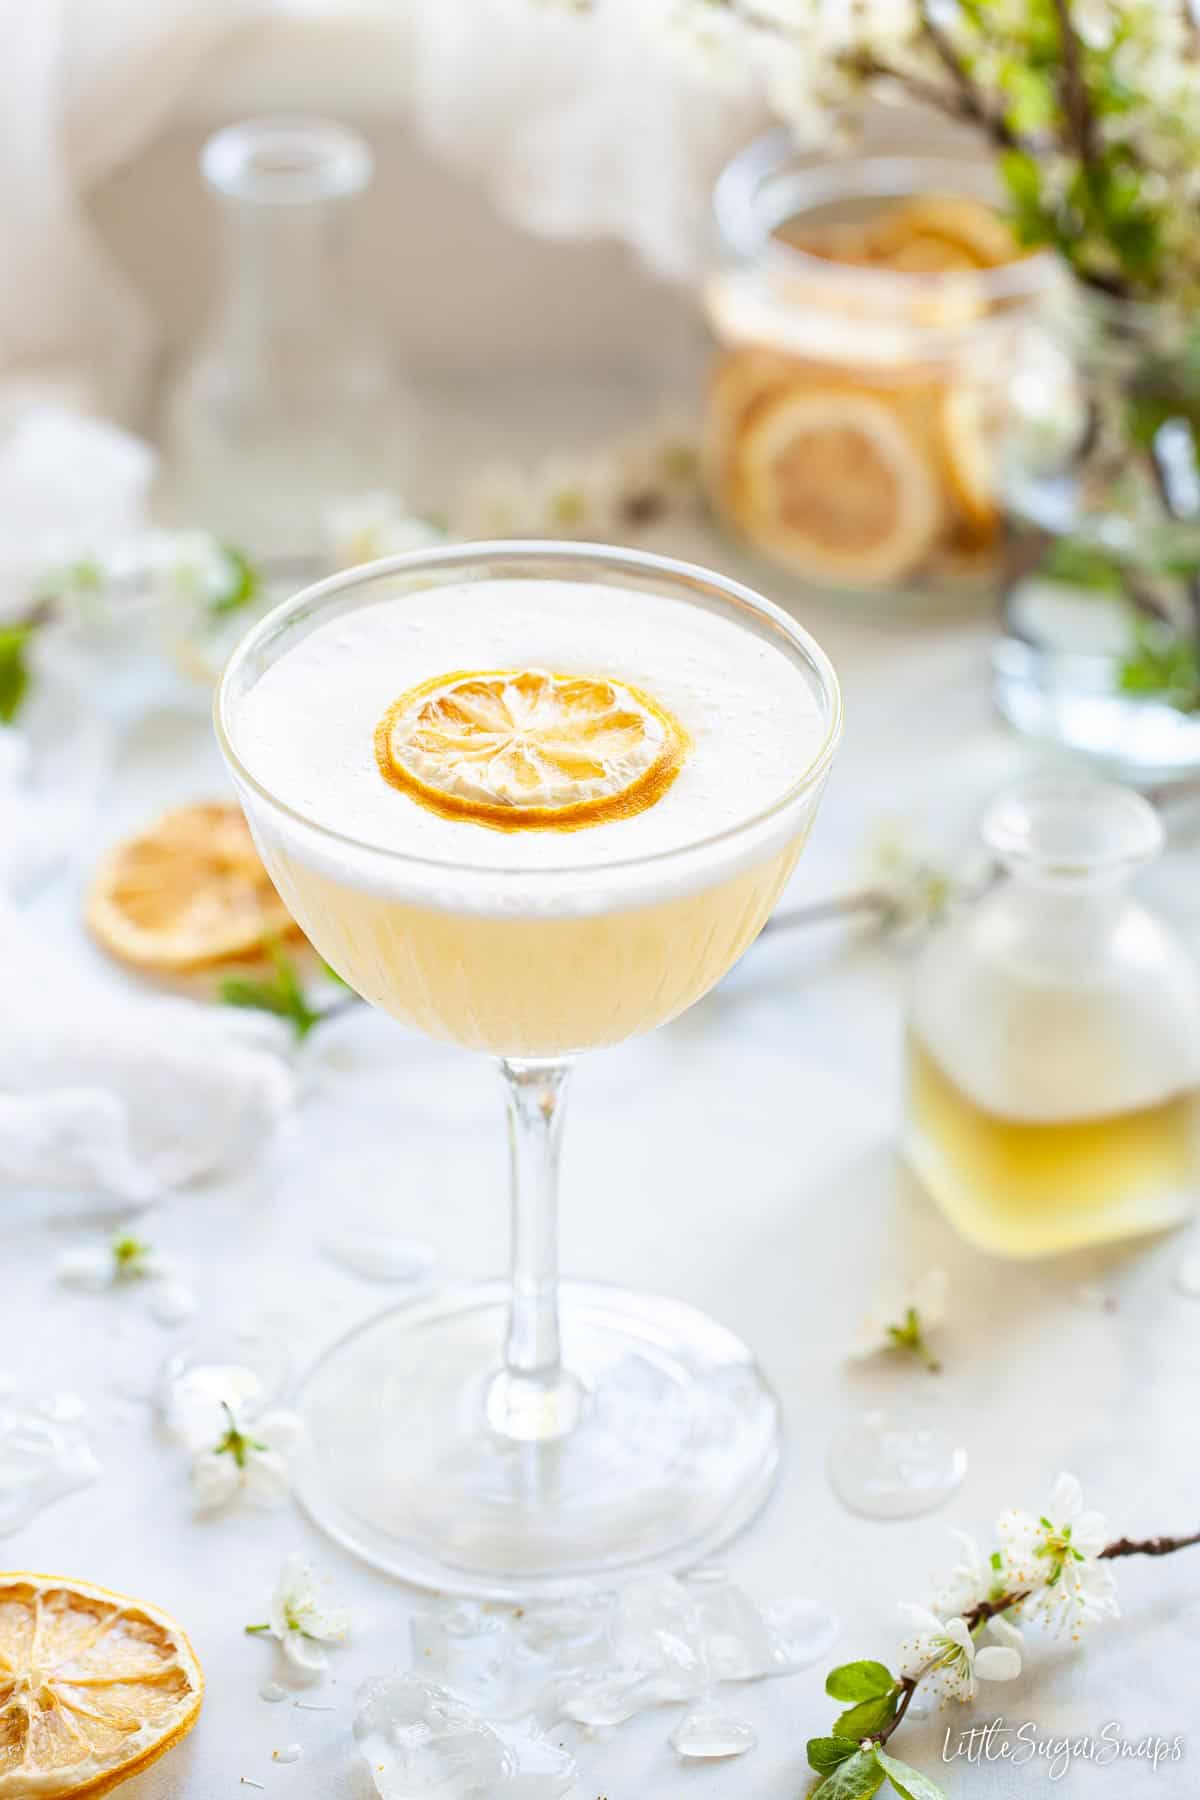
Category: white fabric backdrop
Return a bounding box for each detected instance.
[0,0,763,417]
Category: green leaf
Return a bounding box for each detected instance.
[875,1747,951,1800]
[808,1737,859,1775]
[824,1661,896,1703]
[833,1693,898,1741]
[208,543,261,616]
[1039,537,1124,593]
[0,623,33,724]
[1117,632,1200,712]
[813,1747,885,1800]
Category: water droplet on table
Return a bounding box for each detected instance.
[149,1281,198,1326]
[319,1230,436,1286]
[260,1682,289,1703]
[829,1407,968,1519]
[670,1697,757,1759]
[272,1743,303,1763]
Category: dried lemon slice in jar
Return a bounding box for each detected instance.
[865,195,1021,271]
[731,384,945,587]
[86,802,296,971]
[0,1573,203,1798]
[375,669,689,831]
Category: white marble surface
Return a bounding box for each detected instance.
[9,514,1200,1799]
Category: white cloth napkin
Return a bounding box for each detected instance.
[0,889,295,1211]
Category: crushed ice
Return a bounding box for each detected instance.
[355,1571,838,1794]
[355,1674,575,1799]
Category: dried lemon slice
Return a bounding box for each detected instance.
[87,802,296,971]
[866,195,1020,271]
[703,345,797,509]
[731,384,945,587]
[375,669,689,831]
[0,1573,203,1798]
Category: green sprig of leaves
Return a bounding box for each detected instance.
[1118,629,1200,711]
[217,942,323,1041]
[0,623,35,725]
[806,1661,948,1800]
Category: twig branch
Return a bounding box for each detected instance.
[916,0,1022,150]
[865,1528,1200,1760]
[1101,1530,1200,1560]
[1052,0,1100,166]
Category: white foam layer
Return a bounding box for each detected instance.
[231,578,826,901]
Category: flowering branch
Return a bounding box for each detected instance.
[806,1476,1200,1799]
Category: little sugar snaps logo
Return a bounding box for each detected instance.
[943,1719,1184,1783]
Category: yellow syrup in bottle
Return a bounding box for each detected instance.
[904,1032,1197,1257]
[902,778,1200,1257]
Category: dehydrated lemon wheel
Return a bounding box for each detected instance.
[937,383,999,541]
[0,1573,203,1798]
[375,668,689,832]
[731,384,945,587]
[703,346,797,507]
[87,802,295,972]
[866,195,1020,271]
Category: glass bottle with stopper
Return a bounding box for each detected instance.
[904,777,1200,1257]
[160,116,411,559]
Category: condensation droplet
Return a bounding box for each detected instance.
[149,1281,199,1326]
[319,1230,436,1286]
[670,1698,757,1759]
[829,1407,967,1520]
[260,1682,289,1704]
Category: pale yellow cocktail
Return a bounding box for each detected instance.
[231,572,827,1055]
[216,544,840,1596]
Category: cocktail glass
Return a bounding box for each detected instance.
[215,542,842,1596]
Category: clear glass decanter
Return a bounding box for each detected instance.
[903,777,1200,1257]
[160,117,410,558]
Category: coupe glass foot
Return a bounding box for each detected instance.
[294,1280,782,1599]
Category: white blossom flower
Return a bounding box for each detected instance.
[247,1553,352,1678]
[931,1530,993,1616]
[847,1267,947,1370]
[997,1473,1119,1635]
[526,453,620,537]
[189,1404,304,1513]
[896,1606,1021,1703]
[321,493,443,569]
[56,1229,168,1291]
[865,826,964,936]
[453,463,538,539]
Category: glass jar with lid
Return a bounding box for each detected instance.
[903,777,1200,1257]
[703,135,1054,611]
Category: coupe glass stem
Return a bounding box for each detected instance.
[485,1057,584,1443]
